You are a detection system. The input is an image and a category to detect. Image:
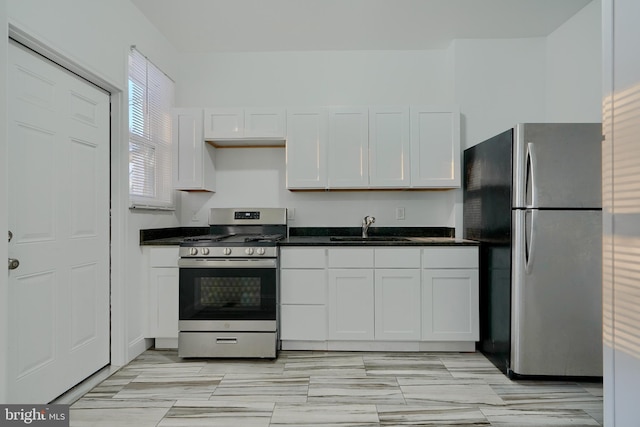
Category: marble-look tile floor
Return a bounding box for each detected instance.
[69,350,603,426]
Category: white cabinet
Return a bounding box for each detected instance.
[285,108,329,189]
[374,269,421,340]
[374,248,421,340]
[369,106,411,188]
[285,104,459,190]
[328,268,375,340]
[421,247,479,341]
[203,107,286,144]
[327,248,374,340]
[280,244,478,350]
[280,248,327,342]
[172,108,216,192]
[410,106,461,188]
[147,247,180,347]
[327,247,421,341]
[328,107,369,188]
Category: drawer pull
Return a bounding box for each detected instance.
[216,337,238,344]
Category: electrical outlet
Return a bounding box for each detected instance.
[395,207,405,220]
[191,210,198,222]
[287,208,295,221]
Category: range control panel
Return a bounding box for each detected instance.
[234,211,260,220]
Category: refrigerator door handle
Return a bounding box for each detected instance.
[525,209,536,274]
[526,142,537,208]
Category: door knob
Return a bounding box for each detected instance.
[8,258,20,270]
[8,230,12,242]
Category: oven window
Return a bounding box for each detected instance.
[180,268,276,321]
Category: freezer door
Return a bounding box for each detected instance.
[511,209,602,377]
[513,123,602,209]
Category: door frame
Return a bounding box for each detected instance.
[1,22,129,401]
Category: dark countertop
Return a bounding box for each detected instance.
[280,236,478,246]
[140,226,478,247]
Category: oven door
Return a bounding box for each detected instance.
[178,258,277,330]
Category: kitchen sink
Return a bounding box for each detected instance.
[329,236,410,242]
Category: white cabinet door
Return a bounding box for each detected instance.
[421,269,479,341]
[281,305,327,341]
[149,268,179,339]
[204,107,285,141]
[328,107,369,188]
[173,108,216,192]
[328,269,374,340]
[204,108,244,139]
[369,106,410,188]
[375,269,421,340]
[410,106,461,188]
[245,108,286,138]
[286,108,329,189]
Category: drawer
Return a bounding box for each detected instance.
[422,247,478,269]
[280,248,326,269]
[149,247,180,267]
[328,248,374,268]
[375,248,421,268]
[281,270,326,304]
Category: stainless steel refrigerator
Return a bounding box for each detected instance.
[463,123,602,378]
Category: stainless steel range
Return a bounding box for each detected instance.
[178,208,287,358]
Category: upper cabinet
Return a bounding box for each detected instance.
[172,108,216,192]
[410,106,461,188]
[203,107,286,146]
[286,108,329,189]
[286,104,459,190]
[369,106,411,188]
[328,107,369,188]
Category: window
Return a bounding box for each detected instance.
[128,47,175,209]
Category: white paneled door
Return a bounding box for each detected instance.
[6,42,110,403]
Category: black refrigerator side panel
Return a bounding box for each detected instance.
[463,129,513,374]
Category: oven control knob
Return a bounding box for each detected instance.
[223,248,232,255]
[201,248,210,255]
[189,248,198,256]
[256,248,266,255]
[245,248,254,255]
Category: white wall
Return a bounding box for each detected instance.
[452,38,548,148]
[176,50,453,107]
[2,0,179,374]
[546,0,602,122]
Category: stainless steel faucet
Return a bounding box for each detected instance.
[362,215,375,238]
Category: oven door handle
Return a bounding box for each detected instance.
[178,258,277,269]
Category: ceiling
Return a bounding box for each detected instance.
[131,0,593,53]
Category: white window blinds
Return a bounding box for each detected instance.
[128,47,175,209]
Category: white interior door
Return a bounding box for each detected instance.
[6,41,110,403]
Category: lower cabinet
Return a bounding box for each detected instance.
[422,247,479,342]
[146,247,180,348]
[280,245,479,351]
[149,268,179,339]
[280,248,327,345]
[328,269,375,340]
[374,269,421,340]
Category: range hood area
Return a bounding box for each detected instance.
[206,137,285,148]
[203,107,287,147]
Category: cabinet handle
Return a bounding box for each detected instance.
[216,337,238,344]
